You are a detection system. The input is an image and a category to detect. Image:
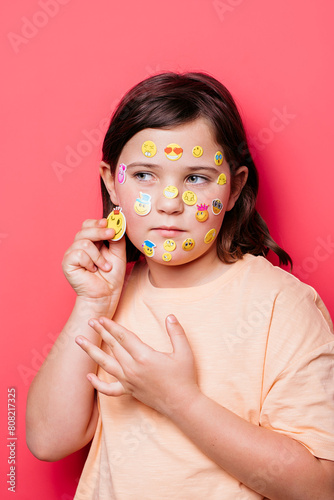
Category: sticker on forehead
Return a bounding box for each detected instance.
[134,192,151,216]
[164,143,183,161]
[204,228,217,244]
[214,151,223,166]
[212,199,223,215]
[164,186,178,199]
[107,207,126,241]
[163,239,176,252]
[142,141,157,158]
[117,163,127,184]
[182,190,197,206]
[182,238,195,251]
[142,240,156,257]
[217,173,227,185]
[192,146,203,158]
[195,204,209,222]
[162,252,172,262]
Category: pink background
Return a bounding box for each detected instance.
[1,1,333,498]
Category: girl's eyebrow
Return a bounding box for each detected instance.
[126,162,220,174]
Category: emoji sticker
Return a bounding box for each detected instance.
[117,163,127,184]
[164,143,183,161]
[162,252,172,262]
[204,228,217,244]
[182,190,197,206]
[214,151,223,166]
[142,240,156,257]
[192,146,203,158]
[142,140,157,158]
[217,173,227,185]
[107,207,126,241]
[195,204,209,222]
[163,239,176,251]
[182,238,195,251]
[212,199,223,215]
[134,192,151,216]
[163,186,179,199]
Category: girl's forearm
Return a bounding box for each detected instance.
[166,391,333,500]
[26,297,114,461]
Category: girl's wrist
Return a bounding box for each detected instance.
[74,295,118,319]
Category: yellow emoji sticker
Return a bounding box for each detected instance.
[182,190,197,206]
[142,140,157,158]
[107,207,126,241]
[162,252,172,262]
[212,199,223,215]
[182,238,195,251]
[163,239,176,251]
[142,240,156,257]
[217,173,227,185]
[134,192,151,216]
[214,151,223,166]
[163,185,179,199]
[195,203,209,222]
[192,146,203,158]
[204,228,217,244]
[164,143,183,161]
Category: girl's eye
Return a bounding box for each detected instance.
[186,175,208,184]
[134,172,154,181]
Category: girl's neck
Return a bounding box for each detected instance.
[145,249,232,289]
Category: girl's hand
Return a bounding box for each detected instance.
[75,315,200,416]
[62,218,126,303]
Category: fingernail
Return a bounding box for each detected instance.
[167,314,177,323]
[105,229,115,237]
[76,336,84,345]
[88,320,95,327]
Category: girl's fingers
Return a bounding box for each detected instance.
[74,226,115,243]
[81,218,108,229]
[87,319,135,364]
[86,373,125,397]
[75,336,123,380]
[65,240,112,272]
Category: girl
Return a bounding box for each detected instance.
[26,73,334,500]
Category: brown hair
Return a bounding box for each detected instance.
[101,72,292,267]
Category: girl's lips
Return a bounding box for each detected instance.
[152,227,185,238]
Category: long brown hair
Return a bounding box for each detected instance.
[101,72,292,267]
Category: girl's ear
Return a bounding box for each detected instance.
[226,166,248,212]
[100,161,119,205]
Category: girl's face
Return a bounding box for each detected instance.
[104,118,247,267]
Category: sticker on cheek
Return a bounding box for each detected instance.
[182,190,197,206]
[204,228,217,244]
[117,163,127,184]
[163,239,176,251]
[195,204,209,222]
[142,140,157,158]
[107,207,126,241]
[142,240,156,257]
[134,192,151,216]
[164,186,178,198]
[212,199,223,215]
[214,151,224,166]
[217,173,227,185]
[162,252,172,262]
[182,238,195,251]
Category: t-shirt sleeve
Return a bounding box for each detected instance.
[259,279,334,460]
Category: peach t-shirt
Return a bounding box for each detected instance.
[74,254,334,499]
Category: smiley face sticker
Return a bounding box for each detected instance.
[204,228,217,244]
[192,146,203,158]
[162,252,172,262]
[182,238,195,251]
[212,199,223,215]
[134,192,151,216]
[164,143,183,161]
[163,239,176,252]
[214,151,224,166]
[142,240,156,257]
[182,190,197,206]
[163,186,179,199]
[142,141,157,158]
[195,204,209,222]
[107,207,126,241]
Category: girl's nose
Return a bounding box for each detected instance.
[155,187,184,215]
